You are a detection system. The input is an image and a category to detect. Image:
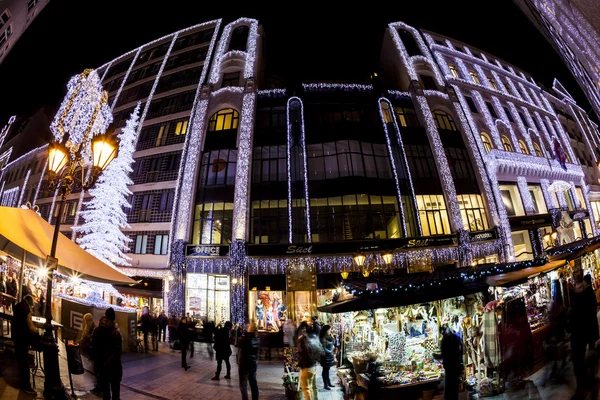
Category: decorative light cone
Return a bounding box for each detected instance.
[47,143,68,174]
[354,253,366,267]
[382,252,393,266]
[341,271,349,279]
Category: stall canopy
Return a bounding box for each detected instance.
[318,270,489,313]
[0,206,135,284]
[547,236,600,262]
[485,260,566,287]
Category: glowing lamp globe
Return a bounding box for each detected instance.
[47,143,69,174]
[91,134,118,171]
[354,253,366,267]
[340,271,349,279]
[382,252,393,265]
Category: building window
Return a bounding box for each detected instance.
[500,184,525,217]
[251,200,289,244]
[416,194,451,236]
[0,23,12,48]
[394,107,420,127]
[221,72,240,88]
[405,144,439,179]
[465,97,478,113]
[487,77,498,90]
[154,234,169,255]
[159,191,175,211]
[533,142,543,157]
[518,140,529,154]
[519,111,529,128]
[198,149,237,186]
[208,109,239,132]
[480,132,493,153]
[229,25,249,52]
[457,194,488,231]
[310,194,401,242]
[501,136,513,151]
[469,71,481,84]
[575,187,586,209]
[185,274,230,322]
[307,140,392,180]
[432,110,457,131]
[252,145,286,183]
[175,120,188,135]
[0,10,10,29]
[503,107,514,123]
[528,185,547,214]
[155,123,169,147]
[139,194,153,222]
[398,29,422,57]
[512,230,533,261]
[448,65,460,78]
[420,75,437,90]
[192,202,234,245]
[134,235,149,254]
[591,201,600,221]
[486,102,498,119]
[27,0,38,13]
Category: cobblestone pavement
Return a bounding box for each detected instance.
[0,339,345,400]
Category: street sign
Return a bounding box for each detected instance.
[47,255,59,271]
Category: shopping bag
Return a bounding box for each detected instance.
[66,343,85,375]
[173,339,181,350]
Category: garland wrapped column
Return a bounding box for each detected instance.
[230,239,248,325]
[167,239,186,316]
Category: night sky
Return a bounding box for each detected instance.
[0,1,594,124]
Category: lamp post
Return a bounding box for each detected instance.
[42,68,116,398]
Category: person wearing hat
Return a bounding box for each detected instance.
[92,308,122,399]
[12,294,39,395]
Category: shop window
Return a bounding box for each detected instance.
[192,202,234,245]
[198,149,237,187]
[533,142,543,157]
[575,187,586,209]
[584,218,593,238]
[398,29,422,57]
[432,110,457,131]
[499,184,525,217]
[394,107,420,128]
[518,140,529,154]
[310,195,401,242]
[249,290,286,330]
[185,274,230,322]
[175,120,188,135]
[251,200,289,244]
[306,141,392,181]
[457,194,488,231]
[416,194,451,236]
[573,221,584,241]
[448,65,460,78]
[154,234,169,255]
[480,132,493,153]
[252,145,286,183]
[472,255,499,265]
[501,136,513,152]
[563,190,575,211]
[512,230,534,261]
[134,235,149,254]
[469,71,481,84]
[528,185,547,214]
[207,108,239,132]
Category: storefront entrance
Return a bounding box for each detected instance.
[185,273,230,322]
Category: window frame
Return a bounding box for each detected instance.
[501,136,514,152]
[480,132,493,153]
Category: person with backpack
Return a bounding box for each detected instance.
[237,322,260,400]
[297,321,323,400]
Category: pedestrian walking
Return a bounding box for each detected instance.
[569,271,599,399]
[187,315,197,358]
[158,310,168,342]
[168,314,178,344]
[237,322,259,400]
[77,313,100,392]
[297,321,323,400]
[319,324,336,390]
[11,294,39,395]
[212,321,233,380]
[203,318,215,359]
[140,306,150,353]
[177,316,191,370]
[440,325,464,400]
[311,316,321,336]
[150,313,159,351]
[92,308,123,400]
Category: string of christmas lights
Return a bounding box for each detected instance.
[17,169,30,207]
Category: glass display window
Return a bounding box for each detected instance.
[186,273,230,322]
[294,291,313,325]
[512,230,533,261]
[248,290,286,331]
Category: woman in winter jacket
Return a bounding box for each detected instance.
[319,324,336,390]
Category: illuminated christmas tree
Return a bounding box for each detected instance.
[74,103,140,267]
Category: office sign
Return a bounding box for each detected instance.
[185,244,229,258]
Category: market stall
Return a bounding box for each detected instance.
[317,272,494,399]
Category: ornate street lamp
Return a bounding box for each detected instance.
[42,69,115,398]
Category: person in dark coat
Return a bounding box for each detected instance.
[150,313,159,351]
[5,274,17,311]
[569,272,599,399]
[177,316,191,370]
[158,311,168,342]
[319,324,336,390]
[212,321,233,380]
[237,322,260,400]
[140,307,151,353]
[440,326,463,400]
[12,294,39,395]
[92,308,122,400]
[168,314,178,344]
